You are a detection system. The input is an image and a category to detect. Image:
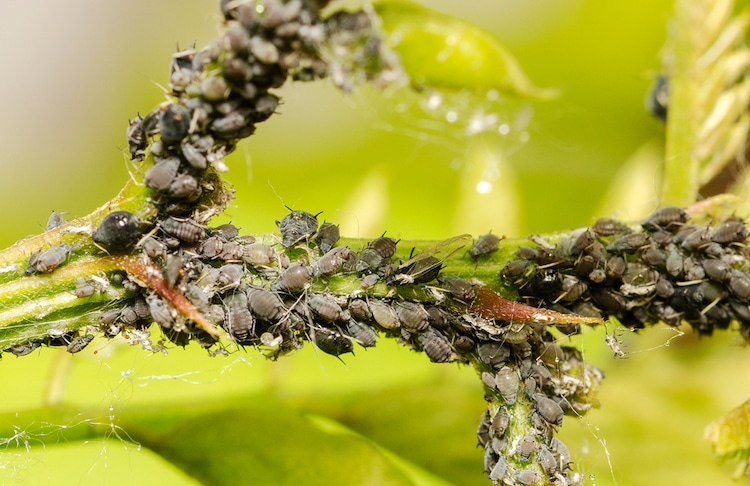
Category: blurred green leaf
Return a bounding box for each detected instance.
[373,0,558,99]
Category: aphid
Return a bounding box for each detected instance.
[569,229,595,256]
[144,157,180,191]
[477,342,510,369]
[477,411,491,448]
[641,245,665,266]
[590,287,626,313]
[142,237,166,260]
[314,222,340,254]
[7,342,40,357]
[655,277,675,298]
[93,211,141,253]
[514,469,540,486]
[201,236,224,259]
[159,104,191,146]
[217,264,244,288]
[310,326,353,357]
[356,248,387,273]
[535,395,564,425]
[242,243,276,266]
[313,246,356,276]
[348,299,372,322]
[488,455,508,484]
[224,291,255,343]
[46,211,65,231]
[119,306,139,325]
[470,233,501,258]
[388,255,442,285]
[481,371,497,390]
[181,141,208,170]
[501,260,529,282]
[681,228,712,251]
[393,301,429,331]
[495,367,519,405]
[641,206,688,231]
[729,272,750,301]
[538,445,557,475]
[702,259,731,282]
[271,263,313,293]
[646,74,669,122]
[437,275,475,301]
[162,217,205,243]
[620,262,657,296]
[26,244,71,275]
[490,408,509,437]
[126,115,147,159]
[557,275,586,302]
[308,293,344,322]
[606,232,649,254]
[368,299,400,329]
[169,174,200,199]
[665,250,683,277]
[213,223,240,241]
[360,273,380,288]
[711,221,748,245]
[66,334,95,354]
[246,286,286,321]
[682,256,706,281]
[591,217,631,236]
[517,435,536,462]
[345,319,377,347]
[483,445,499,475]
[74,278,96,298]
[416,328,452,363]
[277,209,319,248]
[100,308,121,326]
[550,437,572,471]
[147,294,174,329]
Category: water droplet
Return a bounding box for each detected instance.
[446,111,458,123]
[450,159,462,171]
[498,123,510,135]
[426,92,442,110]
[476,180,493,194]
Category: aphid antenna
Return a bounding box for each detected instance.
[121,149,145,187]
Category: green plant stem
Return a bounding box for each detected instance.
[662,0,710,206]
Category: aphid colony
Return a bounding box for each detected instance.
[502,206,750,340]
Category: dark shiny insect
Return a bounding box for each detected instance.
[388,235,471,285]
[310,326,353,357]
[66,334,95,354]
[314,222,340,254]
[277,209,319,248]
[26,244,71,275]
[646,74,669,123]
[159,104,192,146]
[162,217,205,243]
[93,211,141,253]
[470,233,501,258]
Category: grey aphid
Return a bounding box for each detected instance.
[514,469,540,485]
[142,237,166,260]
[217,264,244,288]
[242,243,276,266]
[201,236,224,259]
[147,294,174,329]
[347,299,372,322]
[162,217,205,243]
[144,157,180,191]
[314,222,340,254]
[490,408,509,437]
[494,367,519,405]
[181,141,208,170]
[477,411,491,448]
[437,275,475,301]
[271,263,313,293]
[46,211,65,231]
[641,206,688,231]
[224,291,255,343]
[26,244,71,275]
[246,286,286,321]
[517,435,536,462]
[308,293,344,322]
[168,174,200,200]
[368,299,400,329]
[488,455,507,484]
[67,334,95,354]
[711,221,748,245]
[74,278,96,298]
[591,217,631,236]
[393,301,429,332]
[277,209,319,248]
[313,246,355,276]
[535,395,564,425]
[416,328,452,363]
[469,233,500,258]
[345,319,377,347]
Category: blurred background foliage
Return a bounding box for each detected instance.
[0,0,749,484]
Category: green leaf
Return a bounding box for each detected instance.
[373,0,557,99]
[132,402,448,486]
